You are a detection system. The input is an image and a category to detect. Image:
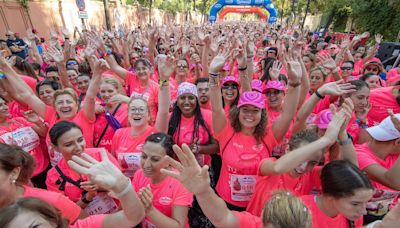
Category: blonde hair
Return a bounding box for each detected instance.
[310,65,328,80]
[128,96,152,125]
[101,77,125,95]
[262,191,312,228]
[53,88,78,104]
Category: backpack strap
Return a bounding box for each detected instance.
[55,165,82,191]
[95,104,122,147]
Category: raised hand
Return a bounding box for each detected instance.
[138,185,153,213]
[157,54,175,79]
[61,27,70,39]
[232,48,246,69]
[284,50,302,82]
[269,61,283,80]
[209,48,231,74]
[160,144,210,195]
[91,56,110,75]
[323,104,348,144]
[22,110,40,124]
[318,53,337,71]
[318,80,357,96]
[50,27,59,40]
[47,46,64,63]
[67,149,128,193]
[388,109,400,131]
[375,34,383,44]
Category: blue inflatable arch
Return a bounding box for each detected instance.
[209,0,278,24]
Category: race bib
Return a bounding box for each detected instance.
[84,192,119,215]
[0,127,40,152]
[118,152,141,177]
[48,145,63,166]
[230,174,257,202]
[367,189,400,216]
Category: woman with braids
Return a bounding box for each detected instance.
[207,47,302,211]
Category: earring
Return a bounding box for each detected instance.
[11,179,16,184]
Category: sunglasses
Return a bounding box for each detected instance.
[340,67,353,71]
[177,64,188,69]
[66,61,78,66]
[222,85,237,90]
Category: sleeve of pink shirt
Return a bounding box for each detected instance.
[356,145,379,170]
[72,214,106,228]
[233,211,262,228]
[44,105,57,123]
[55,194,82,224]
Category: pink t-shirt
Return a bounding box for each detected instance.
[111,126,156,178]
[266,107,295,157]
[247,158,321,216]
[132,169,193,228]
[93,103,128,151]
[8,101,31,118]
[356,143,400,215]
[71,214,106,228]
[387,68,400,84]
[44,106,95,166]
[215,122,278,208]
[301,195,363,228]
[171,108,214,167]
[346,114,373,144]
[125,71,159,122]
[46,148,119,202]
[233,211,262,228]
[367,86,400,126]
[23,186,81,224]
[0,117,48,176]
[303,93,332,124]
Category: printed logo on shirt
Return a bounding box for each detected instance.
[232,142,243,149]
[159,196,172,205]
[252,144,264,152]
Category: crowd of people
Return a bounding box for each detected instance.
[0,21,399,227]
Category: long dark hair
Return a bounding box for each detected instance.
[168,98,212,144]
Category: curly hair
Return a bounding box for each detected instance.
[228,107,267,143]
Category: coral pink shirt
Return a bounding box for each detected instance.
[44,106,95,166]
[132,169,193,228]
[111,126,156,177]
[367,86,400,126]
[233,211,262,228]
[8,101,31,118]
[94,103,128,151]
[215,122,278,208]
[71,214,106,228]
[301,195,363,228]
[171,108,214,167]
[304,94,332,124]
[46,148,119,202]
[23,186,81,224]
[0,117,48,176]
[125,71,159,122]
[247,158,321,216]
[356,143,400,215]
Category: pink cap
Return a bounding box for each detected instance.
[262,80,286,93]
[177,82,198,98]
[251,79,263,93]
[222,76,239,86]
[314,109,332,129]
[237,91,265,109]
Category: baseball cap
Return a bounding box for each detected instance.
[251,79,263,93]
[222,76,239,86]
[262,80,286,93]
[177,82,198,98]
[314,109,332,129]
[237,91,265,109]
[366,114,400,141]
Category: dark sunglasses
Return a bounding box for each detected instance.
[222,85,238,90]
[177,64,188,69]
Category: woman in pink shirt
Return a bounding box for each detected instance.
[133,133,193,228]
[94,77,128,151]
[0,147,146,227]
[111,55,172,178]
[46,121,120,216]
[208,50,302,210]
[1,56,105,166]
[0,143,86,223]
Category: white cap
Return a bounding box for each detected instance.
[367,114,400,141]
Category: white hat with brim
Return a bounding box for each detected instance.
[366,114,400,141]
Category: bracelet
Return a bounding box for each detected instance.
[64,37,70,40]
[315,90,325,99]
[238,66,247,71]
[0,72,6,79]
[209,72,219,78]
[81,192,93,204]
[111,178,132,199]
[288,81,301,88]
[100,50,112,58]
[355,119,369,129]
[338,137,352,146]
[159,79,170,89]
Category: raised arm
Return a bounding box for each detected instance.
[208,50,231,134]
[319,53,341,81]
[234,48,251,92]
[260,106,348,176]
[161,144,240,228]
[155,55,172,133]
[82,56,104,121]
[272,53,302,142]
[47,46,72,89]
[68,149,145,228]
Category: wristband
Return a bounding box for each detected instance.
[338,137,352,146]
[356,119,369,129]
[315,90,325,99]
[159,79,170,88]
[238,66,248,71]
[0,72,6,79]
[110,178,132,199]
